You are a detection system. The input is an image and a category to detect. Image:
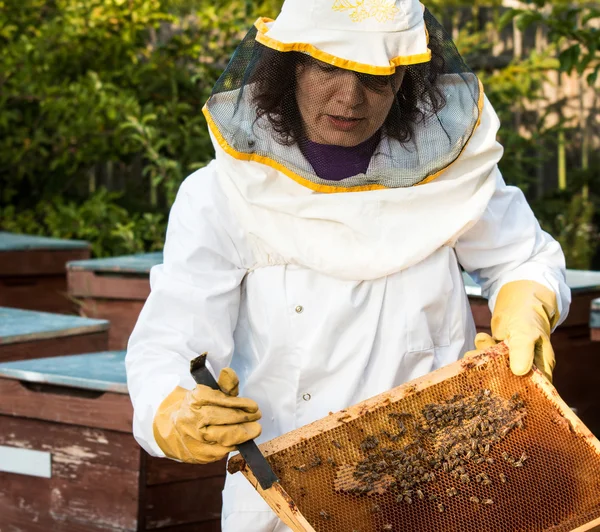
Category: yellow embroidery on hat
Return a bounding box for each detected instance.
[332,0,400,23]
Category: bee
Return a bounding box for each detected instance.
[483,499,494,505]
[470,496,480,504]
[293,465,307,472]
[520,452,528,462]
[513,460,523,468]
[416,489,424,500]
[319,510,331,520]
[310,455,322,467]
[371,504,381,514]
[482,479,492,486]
[466,450,474,460]
[327,457,337,468]
[486,458,494,464]
[382,525,393,531]
[332,440,342,449]
[499,473,507,483]
[405,496,413,504]
[437,503,445,513]
[429,472,436,482]
[460,474,470,484]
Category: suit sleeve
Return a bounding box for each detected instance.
[125,163,247,457]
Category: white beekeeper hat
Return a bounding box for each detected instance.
[254,0,431,75]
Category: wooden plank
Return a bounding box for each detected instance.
[144,476,226,529]
[468,297,492,332]
[0,351,128,394]
[0,249,90,276]
[573,516,600,532]
[145,456,226,486]
[78,298,146,350]
[0,415,140,472]
[562,292,600,328]
[0,307,109,346]
[0,231,89,251]
[0,415,140,531]
[553,337,600,437]
[233,466,315,532]
[0,275,76,314]
[0,331,109,363]
[68,270,151,300]
[0,378,133,433]
[155,520,221,532]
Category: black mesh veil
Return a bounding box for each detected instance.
[205,9,482,191]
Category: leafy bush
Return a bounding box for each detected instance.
[0,189,166,257]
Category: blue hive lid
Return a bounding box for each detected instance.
[0,351,128,394]
[67,252,163,274]
[0,307,109,345]
[0,231,89,251]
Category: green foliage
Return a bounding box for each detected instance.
[534,191,599,270]
[0,0,283,255]
[0,189,166,257]
[500,1,600,84]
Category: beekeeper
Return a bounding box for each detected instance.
[125,0,571,530]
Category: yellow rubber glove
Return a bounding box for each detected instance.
[153,367,262,464]
[465,280,559,382]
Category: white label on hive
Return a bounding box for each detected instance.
[0,445,52,478]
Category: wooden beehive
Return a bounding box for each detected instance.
[0,351,226,531]
[228,344,600,532]
[463,270,600,437]
[0,231,90,314]
[67,252,162,350]
[0,306,109,363]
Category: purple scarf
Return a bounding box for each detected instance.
[300,131,381,181]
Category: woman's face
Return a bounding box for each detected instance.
[295,59,405,147]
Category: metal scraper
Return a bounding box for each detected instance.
[190,353,279,490]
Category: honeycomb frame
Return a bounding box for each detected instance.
[228,343,600,532]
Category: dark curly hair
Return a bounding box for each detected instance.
[250,11,450,147]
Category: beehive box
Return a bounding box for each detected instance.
[0,351,226,531]
[67,252,162,350]
[591,298,600,343]
[229,344,600,532]
[0,307,109,363]
[0,231,90,313]
[463,270,600,437]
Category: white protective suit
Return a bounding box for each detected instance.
[125,84,570,530]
